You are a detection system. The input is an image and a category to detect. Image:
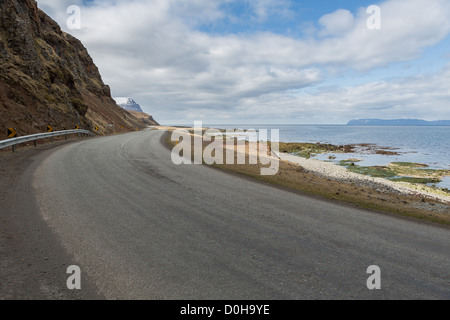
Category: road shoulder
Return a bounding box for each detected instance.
[0,140,103,299]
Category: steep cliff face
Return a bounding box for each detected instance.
[0,0,146,136]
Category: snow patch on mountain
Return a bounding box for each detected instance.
[114,97,144,112]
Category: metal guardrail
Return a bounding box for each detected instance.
[0,129,95,152]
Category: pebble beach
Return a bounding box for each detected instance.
[277,152,450,204]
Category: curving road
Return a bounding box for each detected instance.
[20,130,450,299]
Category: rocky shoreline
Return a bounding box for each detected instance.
[277,152,450,204]
[164,126,450,205]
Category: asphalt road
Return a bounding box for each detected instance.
[3,130,450,299]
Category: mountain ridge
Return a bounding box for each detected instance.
[347,119,450,126]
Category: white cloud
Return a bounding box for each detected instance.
[35,0,450,123]
[319,9,354,36]
[243,64,450,123]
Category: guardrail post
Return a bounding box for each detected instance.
[51,137,54,143]
[65,135,67,140]
[34,140,37,147]
[12,145,15,153]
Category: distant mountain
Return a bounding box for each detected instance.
[114,97,143,112]
[113,98,159,126]
[347,119,450,126]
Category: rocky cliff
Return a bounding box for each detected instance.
[0,0,147,136]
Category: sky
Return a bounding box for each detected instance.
[35,0,450,125]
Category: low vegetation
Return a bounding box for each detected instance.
[279,142,353,159]
[339,161,450,187]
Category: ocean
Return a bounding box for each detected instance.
[204,124,450,189]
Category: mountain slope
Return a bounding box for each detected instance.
[0,0,145,136]
[114,97,159,126]
[128,110,160,126]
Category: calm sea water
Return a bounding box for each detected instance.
[203,124,450,188]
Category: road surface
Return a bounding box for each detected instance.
[2,130,449,299]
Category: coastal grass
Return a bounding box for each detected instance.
[166,131,450,226]
[338,161,450,185]
[391,162,428,168]
[389,162,450,177]
[344,165,398,178]
[390,177,442,184]
[279,142,351,159]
